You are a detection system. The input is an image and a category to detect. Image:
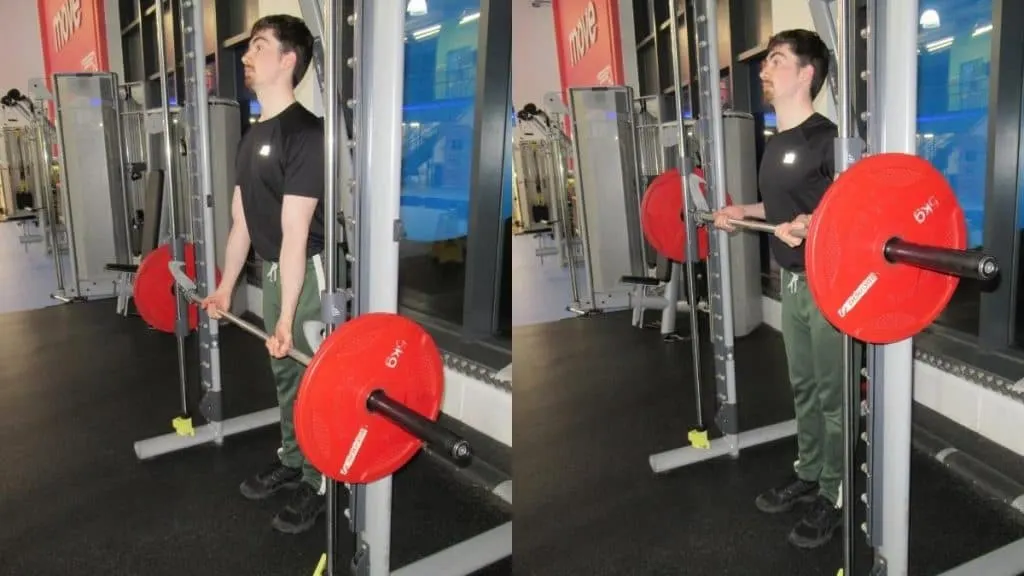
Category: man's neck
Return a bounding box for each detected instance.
[256,86,297,121]
[773,98,816,132]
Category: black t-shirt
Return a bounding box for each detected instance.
[759,112,837,271]
[236,101,325,262]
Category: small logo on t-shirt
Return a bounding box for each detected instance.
[783,151,797,164]
[259,144,271,157]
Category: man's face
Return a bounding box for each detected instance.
[759,43,812,106]
[241,29,292,91]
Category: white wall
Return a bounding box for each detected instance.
[769,0,1024,459]
[3,1,123,126]
[0,3,45,126]
[512,0,561,111]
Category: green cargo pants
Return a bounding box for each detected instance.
[262,254,326,491]
[780,268,862,506]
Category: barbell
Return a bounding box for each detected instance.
[640,152,1000,344]
[132,250,472,484]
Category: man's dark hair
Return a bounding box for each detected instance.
[767,29,831,100]
[251,15,315,88]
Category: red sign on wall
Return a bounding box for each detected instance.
[552,0,625,96]
[37,0,110,77]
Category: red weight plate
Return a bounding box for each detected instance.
[133,243,219,333]
[640,167,731,262]
[134,244,197,333]
[294,313,445,484]
[805,153,964,344]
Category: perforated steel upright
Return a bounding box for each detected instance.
[690,0,738,444]
[179,0,223,434]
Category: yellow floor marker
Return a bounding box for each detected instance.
[312,553,326,576]
[172,415,194,436]
[688,428,710,449]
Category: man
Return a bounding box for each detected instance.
[201,14,327,535]
[712,29,853,549]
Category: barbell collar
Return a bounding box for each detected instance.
[367,390,472,464]
[882,238,999,282]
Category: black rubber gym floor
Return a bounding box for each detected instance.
[513,311,1024,575]
[0,301,510,575]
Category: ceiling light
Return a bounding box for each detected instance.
[407,0,427,16]
[920,9,940,29]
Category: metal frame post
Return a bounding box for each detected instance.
[344,0,404,573]
[293,4,358,568]
[182,0,223,444]
[830,0,867,573]
[649,0,799,475]
[666,0,704,420]
[693,0,735,441]
[321,0,350,572]
[865,0,916,573]
[154,0,191,426]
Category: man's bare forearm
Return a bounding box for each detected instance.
[220,223,251,292]
[220,186,251,293]
[277,231,308,327]
[742,203,765,220]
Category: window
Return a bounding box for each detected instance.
[398,0,481,327]
[916,0,993,336]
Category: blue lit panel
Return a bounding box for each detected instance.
[915,0,993,247]
[400,0,481,242]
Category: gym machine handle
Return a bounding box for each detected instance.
[883,238,999,281]
[694,211,1000,281]
[366,390,473,463]
[168,261,474,465]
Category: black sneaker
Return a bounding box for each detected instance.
[271,483,325,534]
[239,460,302,500]
[754,475,819,514]
[788,495,841,549]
